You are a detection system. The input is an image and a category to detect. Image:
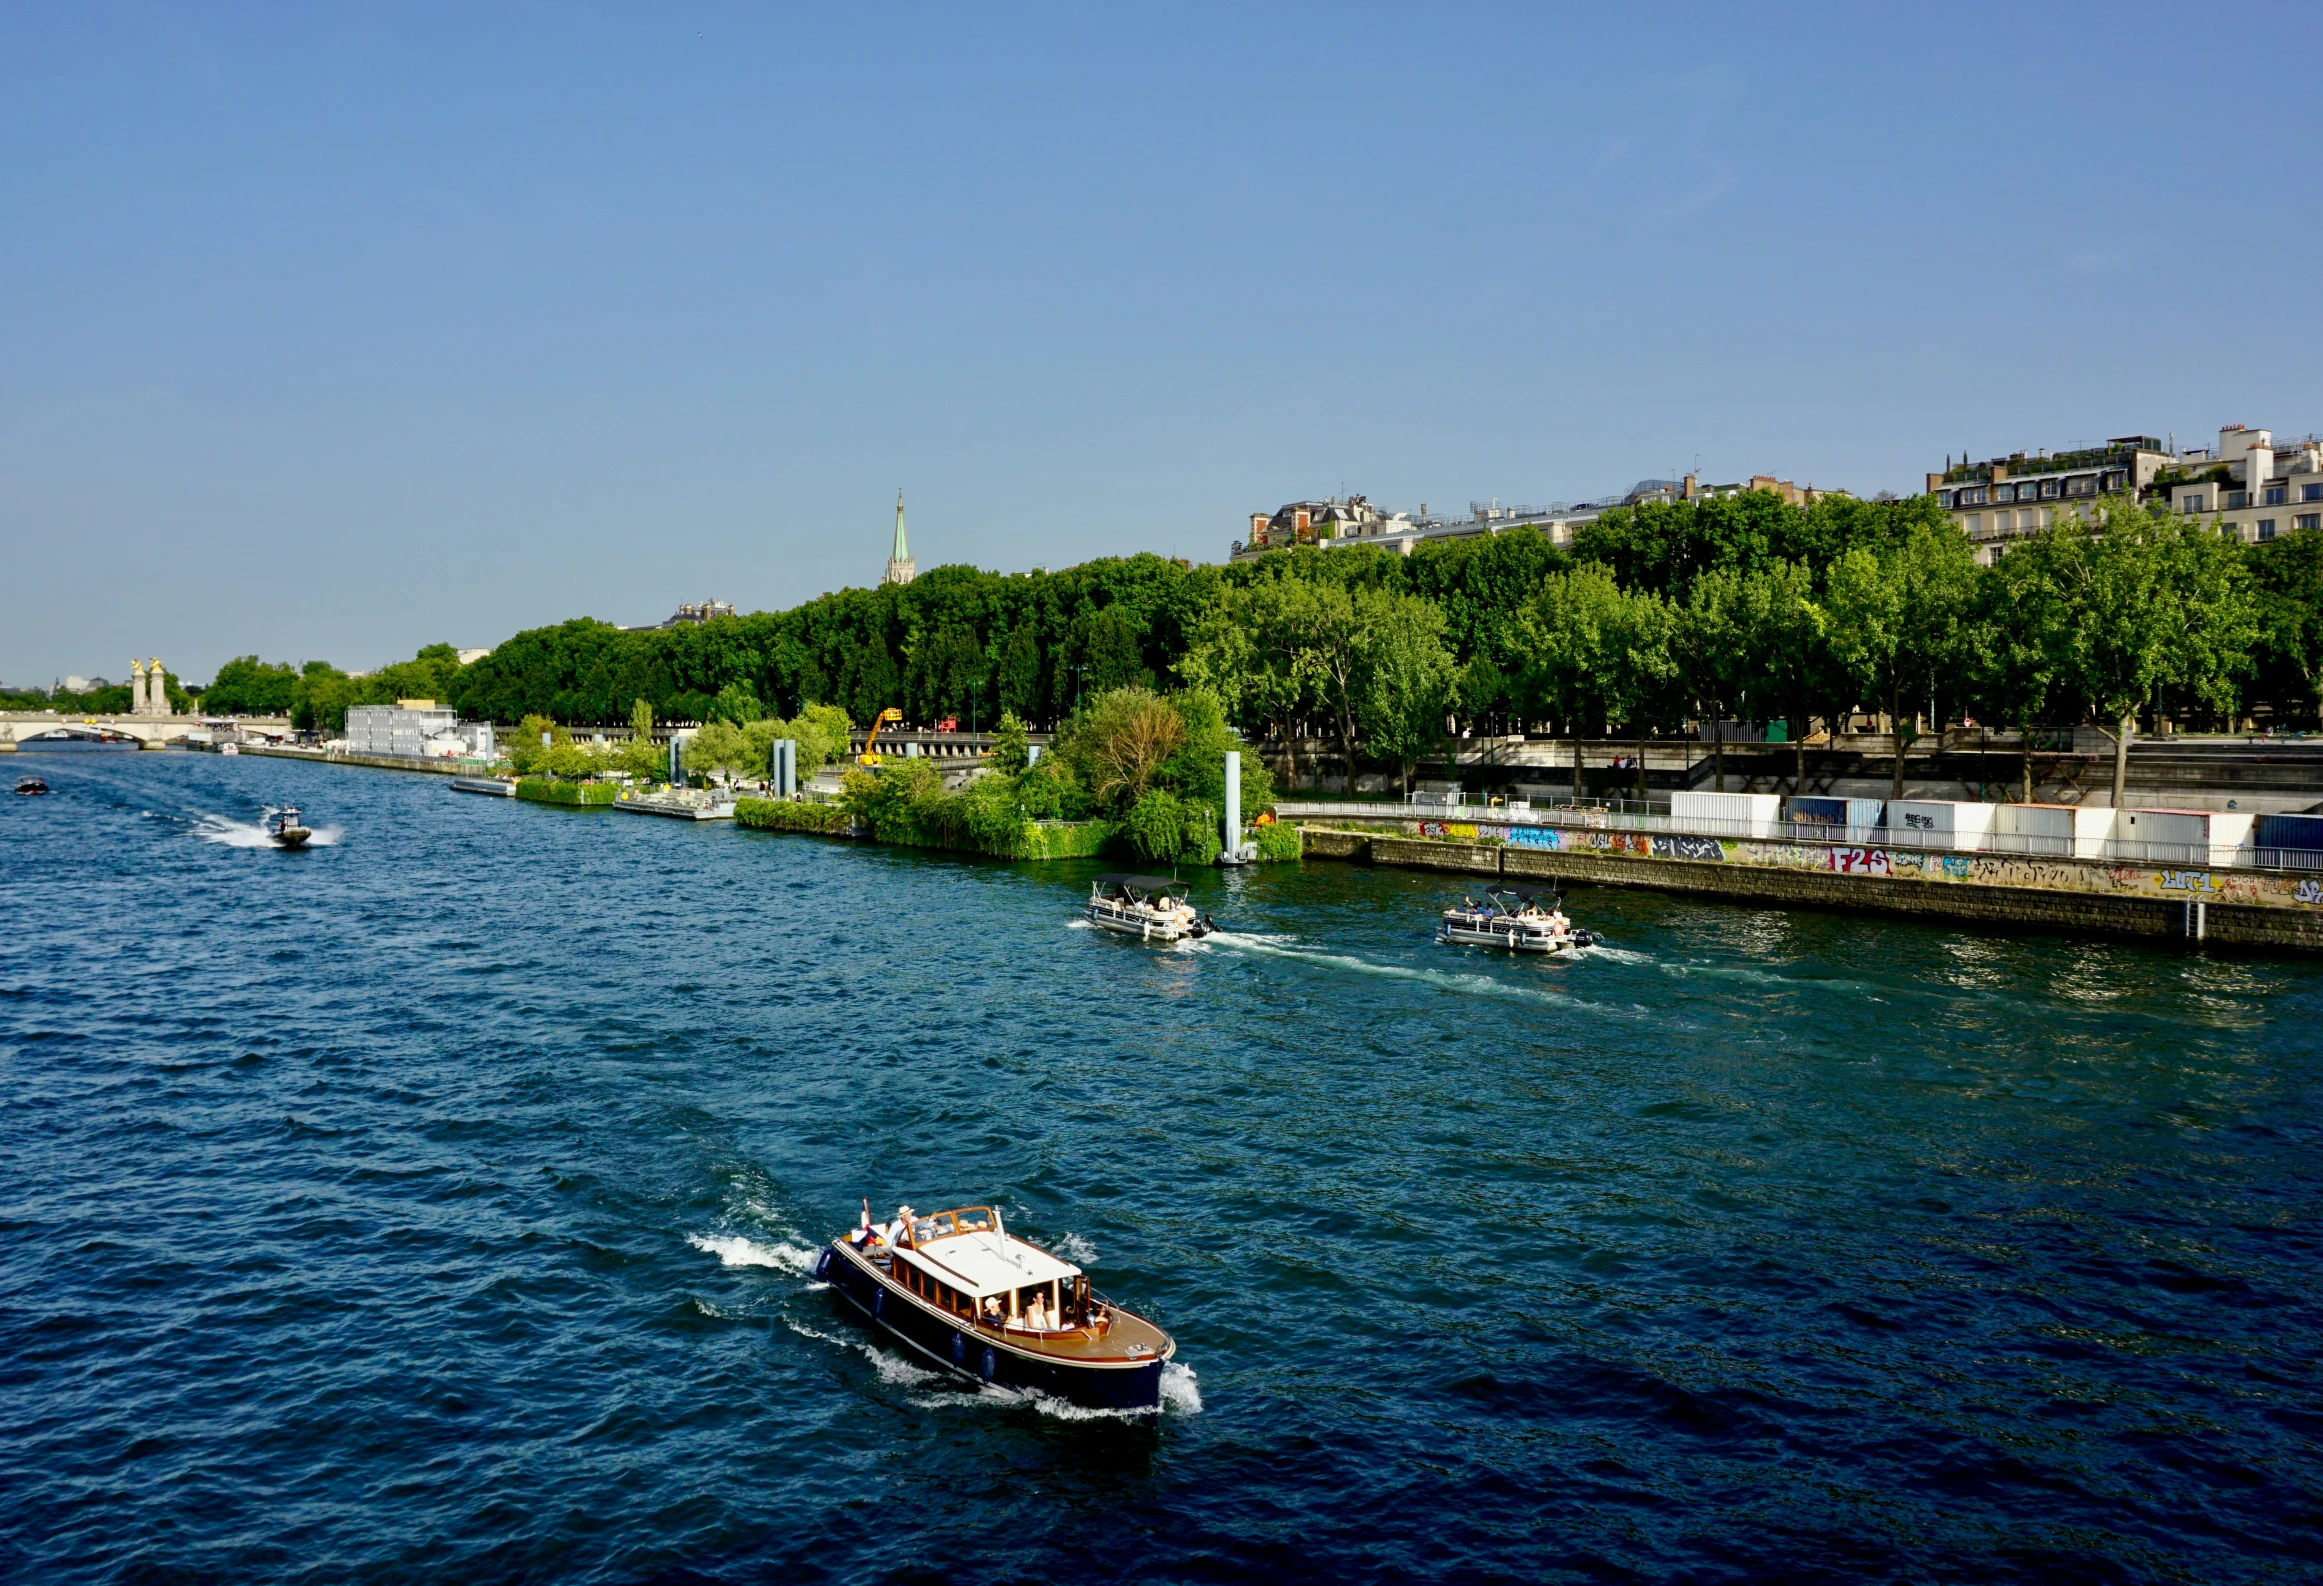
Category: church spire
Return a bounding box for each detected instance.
[882,489,917,586]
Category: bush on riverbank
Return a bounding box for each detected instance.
[1253,820,1302,862]
[733,798,855,834]
[516,778,616,806]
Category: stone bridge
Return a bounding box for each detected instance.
[0,715,292,749]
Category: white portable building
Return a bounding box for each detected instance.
[1670,790,1782,838]
[1991,803,2076,857]
[2114,808,2254,867]
[1885,800,1998,851]
[2068,806,2118,858]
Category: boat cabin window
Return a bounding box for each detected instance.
[911,1212,956,1243]
[951,1208,994,1233]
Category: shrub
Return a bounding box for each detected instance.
[516,778,615,806]
[1125,787,1221,866]
[1253,820,1302,862]
[733,798,854,833]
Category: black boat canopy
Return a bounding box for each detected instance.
[1094,873,1180,892]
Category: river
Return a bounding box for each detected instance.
[3,750,2317,1582]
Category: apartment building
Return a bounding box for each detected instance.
[1229,475,1846,562]
[2158,426,2323,544]
[1929,426,2323,562]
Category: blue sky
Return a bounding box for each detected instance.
[5,3,2317,684]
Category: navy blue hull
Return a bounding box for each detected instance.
[818,1244,1164,1411]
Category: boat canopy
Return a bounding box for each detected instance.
[1093,873,1179,893]
[906,1229,1082,1300]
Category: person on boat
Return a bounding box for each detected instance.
[851,1199,874,1247]
[982,1295,1003,1326]
[1028,1292,1050,1332]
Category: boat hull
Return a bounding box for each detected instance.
[272,829,312,849]
[819,1242,1166,1411]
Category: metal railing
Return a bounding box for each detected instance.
[1278,799,2320,874]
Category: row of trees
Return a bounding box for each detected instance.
[178,487,2323,809]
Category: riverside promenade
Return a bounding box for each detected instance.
[1285,803,2323,951]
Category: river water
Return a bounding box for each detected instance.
[4,751,2318,1583]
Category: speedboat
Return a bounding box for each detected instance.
[1086,873,1213,942]
[267,806,313,849]
[14,775,47,795]
[1438,885,1596,953]
[818,1202,1176,1411]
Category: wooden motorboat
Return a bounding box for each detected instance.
[267,806,313,849]
[14,775,48,795]
[1438,885,1596,954]
[818,1203,1175,1411]
[1086,873,1213,942]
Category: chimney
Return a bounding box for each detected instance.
[1926,472,1944,494]
[1683,473,1698,500]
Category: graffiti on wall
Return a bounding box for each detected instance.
[1396,815,2323,910]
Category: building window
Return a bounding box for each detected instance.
[2184,496,2205,513]
[1960,487,1986,505]
[1963,513,1982,534]
[2041,478,2063,499]
[2227,490,2249,509]
[2264,486,2287,505]
[2304,483,2322,502]
[2301,514,2322,531]
[2258,519,2277,541]
[2065,475,2097,496]
[2100,470,2126,492]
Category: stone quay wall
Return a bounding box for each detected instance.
[1293,821,2323,952]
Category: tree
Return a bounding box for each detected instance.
[1680,568,1748,792]
[711,681,764,724]
[1599,587,1681,801]
[1733,561,1829,793]
[618,698,665,780]
[1357,593,1459,796]
[203,656,299,717]
[1057,686,1186,813]
[1526,563,1625,801]
[2245,531,2323,727]
[1822,520,1978,800]
[1966,532,2073,802]
[990,709,1031,774]
[2051,501,2257,807]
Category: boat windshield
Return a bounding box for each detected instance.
[914,1207,998,1242]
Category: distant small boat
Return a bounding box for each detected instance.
[1086,873,1213,942]
[14,775,48,795]
[268,806,312,848]
[219,742,240,756]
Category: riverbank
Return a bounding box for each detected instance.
[1296,821,2323,950]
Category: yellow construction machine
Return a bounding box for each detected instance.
[857,708,904,766]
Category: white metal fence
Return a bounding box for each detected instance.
[1278,799,2323,874]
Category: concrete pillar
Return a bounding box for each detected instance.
[1224,750,1241,856]
[147,659,166,716]
[129,660,148,716]
[773,739,797,796]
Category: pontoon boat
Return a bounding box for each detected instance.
[1086,873,1213,942]
[1438,885,1596,953]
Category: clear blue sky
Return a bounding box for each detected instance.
[6,3,2316,685]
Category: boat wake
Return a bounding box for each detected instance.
[686,1231,819,1275]
[194,811,342,849]
[1195,931,1578,1009]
